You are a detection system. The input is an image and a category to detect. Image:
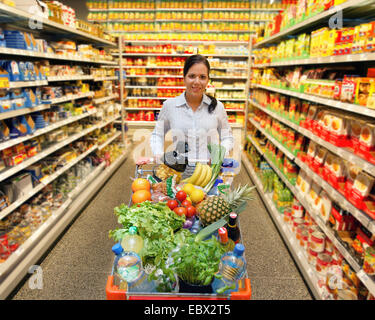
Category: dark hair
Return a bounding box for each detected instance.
[183,54,217,114]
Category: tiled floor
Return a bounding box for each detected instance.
[9,146,313,300]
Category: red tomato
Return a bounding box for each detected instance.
[181,199,192,207]
[186,205,196,218]
[174,207,187,217]
[175,191,187,202]
[167,199,179,210]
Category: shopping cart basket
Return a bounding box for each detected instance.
[106,158,252,300]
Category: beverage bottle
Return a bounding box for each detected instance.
[226,212,241,244]
[121,226,143,255]
[218,227,235,252]
[112,243,156,293]
[212,243,247,295]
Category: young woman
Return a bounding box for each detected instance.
[150,54,234,162]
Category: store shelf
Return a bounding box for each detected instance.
[89,8,154,12]
[8,80,48,88]
[254,0,374,47]
[0,109,97,152]
[248,110,375,233]
[120,40,249,45]
[0,139,130,299]
[253,52,375,68]
[47,75,94,82]
[211,67,248,70]
[0,125,99,183]
[0,104,51,121]
[93,94,119,104]
[357,270,375,297]
[126,96,173,100]
[0,114,119,184]
[0,144,98,221]
[241,151,323,300]
[217,98,247,101]
[0,47,117,65]
[246,135,375,296]
[125,107,161,111]
[122,65,183,69]
[248,117,295,160]
[225,108,245,112]
[0,3,116,47]
[97,131,121,150]
[216,87,246,90]
[97,115,122,129]
[93,76,118,82]
[117,52,193,57]
[249,99,375,177]
[211,76,248,79]
[252,84,375,119]
[43,91,95,105]
[125,74,183,78]
[295,158,375,234]
[125,120,243,129]
[126,86,185,89]
[249,134,363,269]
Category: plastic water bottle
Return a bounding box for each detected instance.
[112,243,156,293]
[212,243,246,295]
[121,226,143,255]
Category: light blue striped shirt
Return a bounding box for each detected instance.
[150,92,234,161]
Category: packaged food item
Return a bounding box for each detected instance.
[352,172,375,198]
[349,118,364,150]
[359,123,375,154]
[308,183,321,207]
[363,246,375,275]
[292,218,305,234]
[316,253,332,276]
[306,140,318,165]
[313,146,328,173]
[341,75,359,104]
[307,246,319,266]
[355,77,373,106]
[319,191,332,223]
[292,199,304,219]
[310,231,326,253]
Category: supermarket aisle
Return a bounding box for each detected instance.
[9,145,312,300]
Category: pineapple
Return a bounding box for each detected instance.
[196,184,256,226]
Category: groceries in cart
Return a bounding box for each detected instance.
[108,143,255,298]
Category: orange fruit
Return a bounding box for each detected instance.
[132,189,152,204]
[131,178,151,192]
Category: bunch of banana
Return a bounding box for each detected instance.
[183,162,212,187]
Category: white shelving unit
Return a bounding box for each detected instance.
[120,39,251,144]
[0,6,130,299]
[244,135,375,297]
[241,151,323,300]
[246,0,375,300]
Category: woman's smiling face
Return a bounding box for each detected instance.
[184,62,209,99]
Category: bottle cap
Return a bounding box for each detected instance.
[229,212,237,219]
[112,242,123,255]
[234,243,245,256]
[218,227,228,243]
[129,226,138,235]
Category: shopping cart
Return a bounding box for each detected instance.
[106,158,252,300]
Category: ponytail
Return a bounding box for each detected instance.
[206,94,217,114]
